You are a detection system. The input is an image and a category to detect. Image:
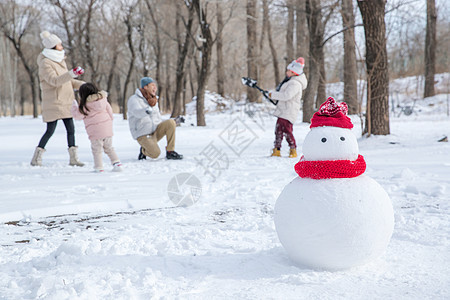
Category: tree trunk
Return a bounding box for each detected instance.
[182,70,187,115]
[1,0,39,119]
[216,2,225,97]
[246,0,260,102]
[424,0,436,98]
[0,37,4,116]
[193,0,213,126]
[189,67,195,104]
[286,0,295,61]
[263,0,280,86]
[171,2,194,118]
[20,83,26,116]
[122,6,136,120]
[9,53,18,116]
[138,25,149,77]
[196,51,211,126]
[302,0,324,122]
[145,0,164,107]
[164,51,172,113]
[106,48,119,101]
[0,35,16,116]
[259,0,267,86]
[114,75,122,113]
[296,0,309,62]
[84,0,98,85]
[358,0,390,135]
[5,37,38,118]
[317,58,326,104]
[341,0,358,114]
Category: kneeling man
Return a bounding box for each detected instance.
[127,77,183,160]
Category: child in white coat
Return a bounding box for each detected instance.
[268,57,308,158]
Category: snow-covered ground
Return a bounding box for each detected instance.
[1,81,449,299]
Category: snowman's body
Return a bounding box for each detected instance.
[274,101,394,270]
[275,175,394,270]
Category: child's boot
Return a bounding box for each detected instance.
[271,148,281,157]
[289,148,297,158]
[112,162,123,172]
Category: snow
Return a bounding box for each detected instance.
[1,77,450,298]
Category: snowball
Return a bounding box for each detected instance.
[274,175,394,270]
[302,127,359,161]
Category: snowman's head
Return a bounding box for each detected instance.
[303,97,358,161]
[302,126,359,161]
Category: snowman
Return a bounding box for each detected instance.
[274,97,394,270]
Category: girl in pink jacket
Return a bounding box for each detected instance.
[71,83,122,172]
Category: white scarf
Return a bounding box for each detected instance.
[42,48,65,63]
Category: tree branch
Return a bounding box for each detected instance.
[322,23,363,47]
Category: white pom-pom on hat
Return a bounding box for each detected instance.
[295,57,305,66]
[40,31,51,39]
[40,30,62,49]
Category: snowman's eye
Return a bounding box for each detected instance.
[321,138,327,143]
[340,137,345,141]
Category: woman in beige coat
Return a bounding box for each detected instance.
[31,31,85,167]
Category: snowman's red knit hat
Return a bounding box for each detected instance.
[310,97,353,129]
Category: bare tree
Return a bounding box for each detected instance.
[295,0,309,65]
[358,0,390,135]
[104,9,123,104]
[164,50,172,112]
[171,1,195,118]
[122,2,138,119]
[0,1,40,118]
[302,0,325,122]
[137,24,149,77]
[80,0,102,85]
[262,0,280,86]
[216,1,225,97]
[246,0,260,102]
[50,0,104,85]
[316,50,327,105]
[192,0,213,125]
[189,0,235,124]
[145,0,165,107]
[424,0,436,98]
[302,0,339,122]
[341,0,358,114]
[0,35,18,116]
[286,0,295,61]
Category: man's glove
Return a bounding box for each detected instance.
[70,66,84,78]
[174,115,185,126]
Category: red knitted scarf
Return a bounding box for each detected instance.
[294,154,366,179]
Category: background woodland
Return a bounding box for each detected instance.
[0,0,448,134]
